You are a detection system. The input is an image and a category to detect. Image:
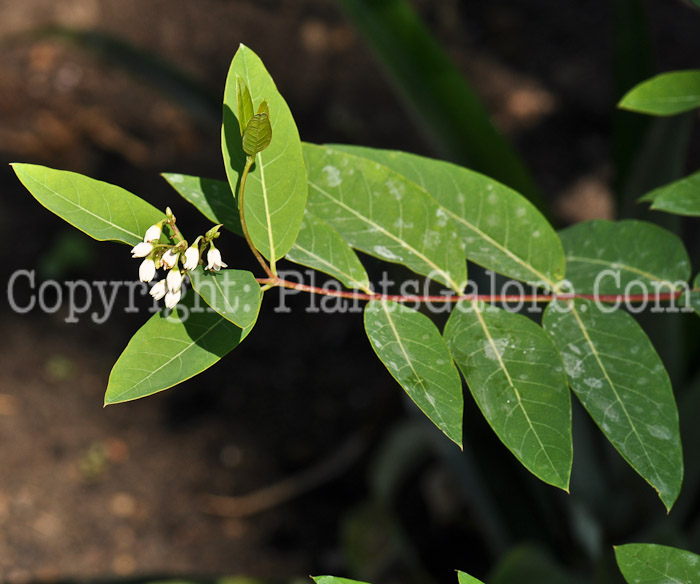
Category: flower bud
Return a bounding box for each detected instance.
[182,245,200,271]
[166,268,184,293]
[143,223,162,243]
[205,246,227,271]
[139,258,156,282]
[149,279,167,300]
[131,242,153,258]
[164,288,181,309]
[161,248,179,270]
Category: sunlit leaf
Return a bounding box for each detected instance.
[559,220,690,295]
[639,170,700,216]
[13,163,164,246]
[304,143,467,292]
[331,144,564,288]
[458,572,486,584]
[615,543,700,584]
[543,299,682,510]
[619,70,700,115]
[445,302,572,489]
[189,268,262,329]
[286,211,371,291]
[105,293,252,404]
[236,76,254,134]
[221,44,307,266]
[242,112,272,156]
[365,300,463,447]
[312,577,371,584]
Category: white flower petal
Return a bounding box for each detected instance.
[206,247,227,271]
[164,289,181,309]
[131,242,153,258]
[143,224,162,243]
[166,269,183,293]
[183,246,199,271]
[161,249,179,270]
[139,259,156,282]
[149,279,167,300]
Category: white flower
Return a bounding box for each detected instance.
[206,247,227,271]
[164,288,181,309]
[166,268,183,293]
[131,242,153,258]
[139,258,156,282]
[161,248,179,270]
[182,245,199,271]
[143,223,162,243]
[149,279,167,300]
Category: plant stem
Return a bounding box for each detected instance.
[239,156,275,279]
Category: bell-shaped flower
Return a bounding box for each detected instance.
[166,268,184,293]
[164,288,181,309]
[139,258,156,282]
[131,242,153,258]
[205,246,227,271]
[143,223,162,243]
[161,248,179,270]
[182,245,200,271]
[149,279,167,300]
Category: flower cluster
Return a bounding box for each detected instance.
[131,209,227,309]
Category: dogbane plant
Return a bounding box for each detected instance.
[13,45,700,582]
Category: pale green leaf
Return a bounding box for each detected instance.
[105,293,252,404]
[189,268,262,329]
[161,173,243,236]
[331,144,564,289]
[364,300,463,447]
[13,163,164,246]
[458,572,486,584]
[221,44,307,265]
[445,302,572,489]
[639,170,700,216]
[615,543,700,584]
[236,76,254,135]
[312,577,371,584]
[543,299,683,510]
[619,70,700,115]
[560,220,690,295]
[286,211,371,291]
[304,143,467,293]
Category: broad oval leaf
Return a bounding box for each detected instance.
[221,44,307,265]
[619,70,700,115]
[560,220,690,295]
[304,143,467,293]
[445,302,572,490]
[162,173,243,235]
[640,170,700,216]
[13,163,164,246]
[105,292,252,404]
[189,268,262,329]
[365,300,463,447]
[615,544,700,584]
[286,211,371,291]
[543,299,683,510]
[242,112,272,156]
[330,144,565,289]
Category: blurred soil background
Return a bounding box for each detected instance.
[0,0,699,582]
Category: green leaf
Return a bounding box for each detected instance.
[458,572,485,584]
[543,299,683,510]
[615,544,700,584]
[236,76,254,135]
[688,273,700,318]
[105,293,252,404]
[221,44,307,265]
[364,300,463,447]
[13,163,164,246]
[312,578,371,584]
[639,170,700,216]
[285,211,371,291]
[560,220,690,295]
[331,144,564,288]
[445,302,572,489]
[189,268,262,329]
[162,173,243,236]
[242,112,272,156]
[490,545,583,584]
[304,143,467,292]
[619,70,700,115]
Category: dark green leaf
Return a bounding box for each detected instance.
[490,545,584,584]
[365,300,463,447]
[304,143,467,292]
[331,144,564,288]
[189,268,262,329]
[615,543,700,584]
[619,70,700,115]
[639,170,700,216]
[559,220,690,295]
[236,76,254,135]
[445,302,572,489]
[543,299,683,510]
[242,112,272,156]
[13,163,164,246]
